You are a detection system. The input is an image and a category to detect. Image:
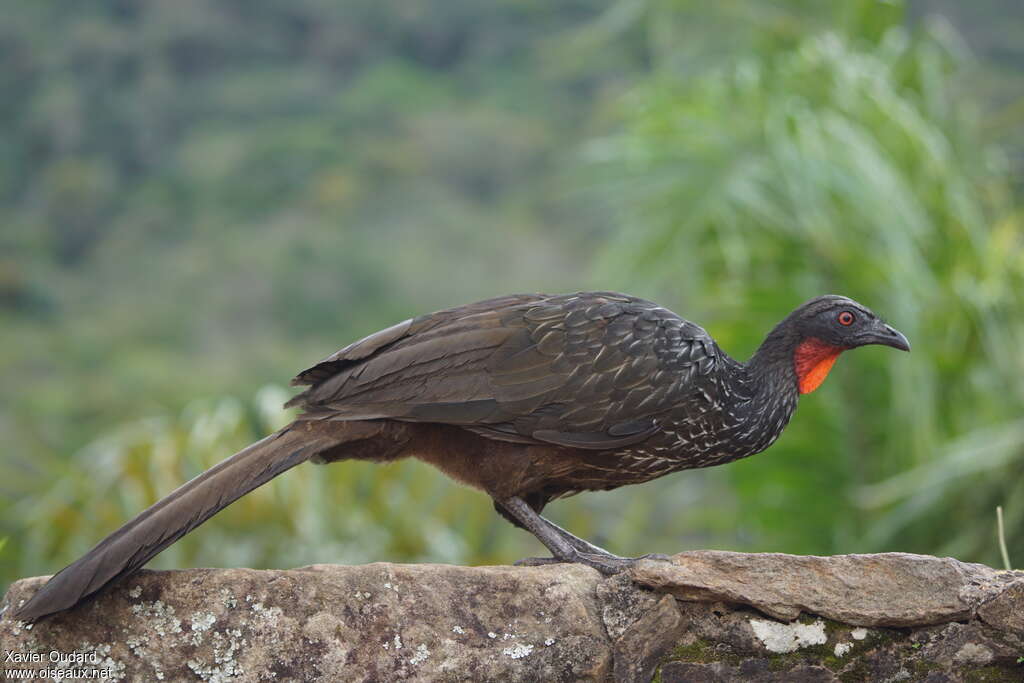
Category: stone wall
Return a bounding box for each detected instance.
[2,552,1022,681]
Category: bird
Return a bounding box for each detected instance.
[12,291,909,622]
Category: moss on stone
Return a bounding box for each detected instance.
[661,637,745,668]
[819,653,844,671]
[837,662,869,683]
[668,640,714,663]
[964,665,1024,683]
[909,656,943,676]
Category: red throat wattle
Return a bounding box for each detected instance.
[794,338,845,394]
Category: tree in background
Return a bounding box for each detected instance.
[590,0,1024,564]
[0,0,638,584]
[3,0,1022,585]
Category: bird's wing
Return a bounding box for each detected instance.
[289,292,719,449]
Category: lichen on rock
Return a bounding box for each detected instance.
[2,552,1022,682]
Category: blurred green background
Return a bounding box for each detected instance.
[3,0,1023,590]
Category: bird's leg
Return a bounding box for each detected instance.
[538,516,614,556]
[521,516,672,568]
[499,497,669,575]
[498,496,579,560]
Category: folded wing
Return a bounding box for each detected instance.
[289,292,719,450]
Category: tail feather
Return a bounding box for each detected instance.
[12,423,332,622]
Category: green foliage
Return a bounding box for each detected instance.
[0,0,631,465]
[2,387,529,584]
[591,0,1024,562]
[3,1,1024,588]
[2,0,643,587]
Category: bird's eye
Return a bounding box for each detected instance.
[837,311,855,326]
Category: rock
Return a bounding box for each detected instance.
[609,594,685,683]
[2,564,613,682]
[629,551,1016,626]
[661,660,838,683]
[2,553,1023,681]
[976,577,1024,637]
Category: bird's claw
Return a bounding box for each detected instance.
[514,551,672,575]
[638,552,672,562]
[514,556,564,567]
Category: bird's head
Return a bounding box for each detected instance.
[754,295,910,395]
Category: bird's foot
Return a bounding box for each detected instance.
[637,552,672,562]
[514,551,671,575]
[514,556,563,567]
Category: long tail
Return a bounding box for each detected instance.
[12,421,342,622]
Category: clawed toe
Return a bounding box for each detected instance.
[513,552,631,573]
[514,556,564,567]
[637,552,672,563]
[513,551,671,573]
[574,551,639,575]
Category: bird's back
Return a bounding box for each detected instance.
[287,291,755,486]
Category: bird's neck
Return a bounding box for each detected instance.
[749,324,847,395]
[746,325,800,393]
[724,329,803,454]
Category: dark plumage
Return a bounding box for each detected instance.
[13,291,909,622]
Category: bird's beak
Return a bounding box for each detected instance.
[855,320,911,352]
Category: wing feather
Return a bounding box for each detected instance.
[289,292,719,449]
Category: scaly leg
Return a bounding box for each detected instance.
[538,516,615,555]
[499,496,669,575]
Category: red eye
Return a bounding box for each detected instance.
[838,311,855,326]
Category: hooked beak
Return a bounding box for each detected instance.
[855,320,911,352]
